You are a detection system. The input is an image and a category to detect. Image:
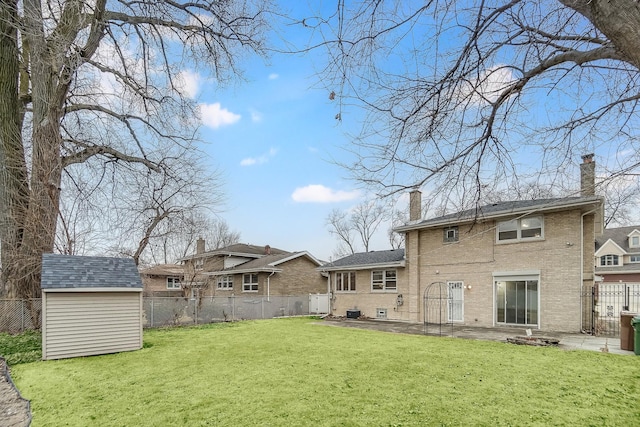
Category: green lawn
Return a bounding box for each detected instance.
[7,318,640,426]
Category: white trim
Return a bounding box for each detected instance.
[271,251,323,267]
[371,269,398,292]
[493,270,540,278]
[493,273,540,328]
[319,260,405,272]
[496,215,544,243]
[594,239,627,257]
[43,287,142,293]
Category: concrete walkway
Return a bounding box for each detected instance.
[319,318,636,356]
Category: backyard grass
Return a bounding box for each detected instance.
[0,330,41,365]
[6,317,640,426]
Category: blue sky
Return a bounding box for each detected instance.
[180,41,378,261]
[166,2,640,261]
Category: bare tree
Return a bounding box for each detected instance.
[326,201,388,257]
[106,153,224,266]
[0,1,274,298]
[308,1,640,209]
[388,209,406,250]
[326,208,357,257]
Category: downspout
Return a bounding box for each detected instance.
[267,270,275,302]
[581,208,598,334]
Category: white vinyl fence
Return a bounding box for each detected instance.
[1,295,329,333]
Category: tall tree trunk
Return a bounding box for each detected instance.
[0,0,29,298]
[0,0,64,299]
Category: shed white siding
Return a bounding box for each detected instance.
[42,291,142,360]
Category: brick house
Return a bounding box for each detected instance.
[319,249,406,320]
[179,242,326,297]
[328,155,604,333]
[139,264,185,297]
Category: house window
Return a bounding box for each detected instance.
[194,259,204,270]
[497,216,543,242]
[242,274,258,292]
[335,272,356,292]
[167,277,181,290]
[630,255,640,263]
[372,270,397,291]
[443,226,459,243]
[630,236,640,248]
[600,255,620,266]
[217,275,233,290]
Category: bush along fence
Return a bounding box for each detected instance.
[1,296,313,333]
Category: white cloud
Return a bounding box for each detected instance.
[199,103,241,129]
[268,73,279,80]
[291,185,361,203]
[461,65,517,106]
[250,109,263,123]
[175,70,200,99]
[240,147,277,166]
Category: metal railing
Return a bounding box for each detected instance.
[582,283,640,336]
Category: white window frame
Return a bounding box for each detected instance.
[600,254,620,266]
[371,270,397,292]
[630,255,640,263]
[630,235,640,248]
[217,275,233,290]
[166,277,181,290]
[335,272,356,292]
[497,216,543,243]
[443,226,459,243]
[242,273,258,292]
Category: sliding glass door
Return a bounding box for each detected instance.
[495,279,538,326]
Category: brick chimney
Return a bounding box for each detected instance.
[264,245,271,255]
[580,153,595,197]
[409,190,422,221]
[196,238,205,254]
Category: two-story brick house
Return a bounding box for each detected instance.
[328,155,604,333]
[179,241,326,297]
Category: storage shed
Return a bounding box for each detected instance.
[40,254,143,360]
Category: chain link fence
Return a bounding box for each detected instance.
[1,296,313,332]
[0,299,42,333]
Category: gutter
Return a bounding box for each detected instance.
[581,207,598,334]
[395,197,602,233]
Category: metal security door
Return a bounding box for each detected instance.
[448,281,464,322]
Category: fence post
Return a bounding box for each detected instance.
[151,297,154,328]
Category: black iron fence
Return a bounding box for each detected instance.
[581,283,640,336]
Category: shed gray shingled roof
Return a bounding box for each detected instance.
[322,249,405,269]
[41,254,143,289]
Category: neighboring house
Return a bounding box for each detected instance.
[139,264,185,297]
[593,226,640,320]
[179,241,326,297]
[319,249,406,320]
[595,226,640,283]
[331,155,604,333]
